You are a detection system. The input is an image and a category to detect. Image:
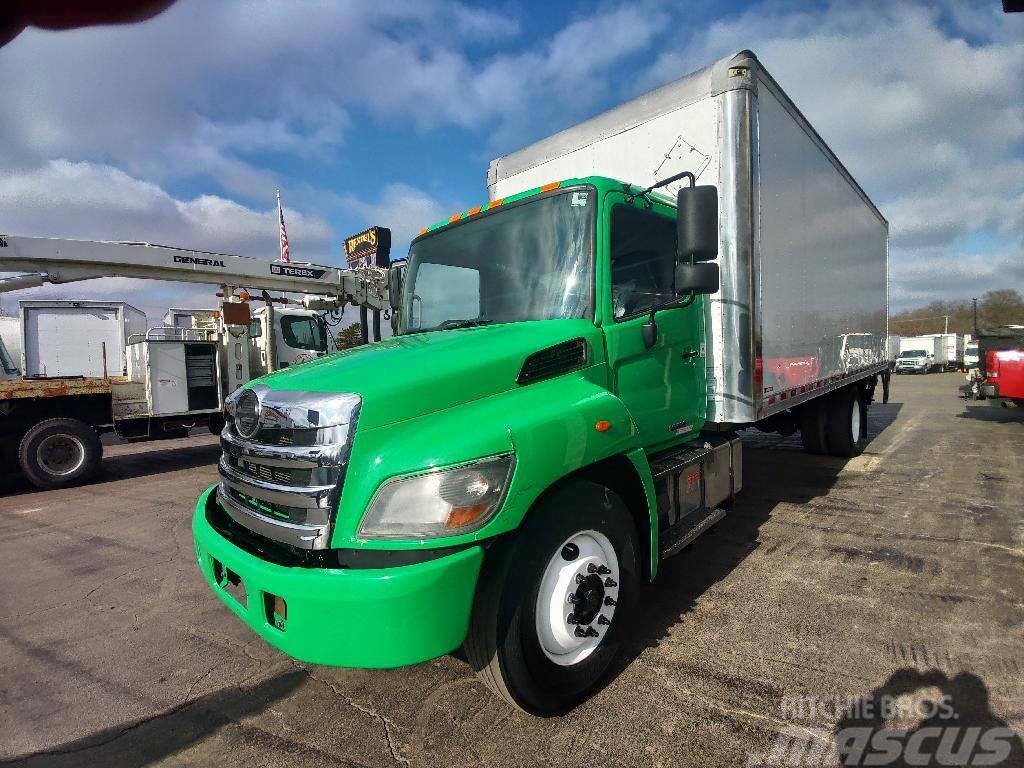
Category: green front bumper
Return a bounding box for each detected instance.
[192,486,484,668]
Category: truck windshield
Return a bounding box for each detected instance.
[899,350,927,358]
[400,189,594,333]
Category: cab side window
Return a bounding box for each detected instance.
[610,205,676,320]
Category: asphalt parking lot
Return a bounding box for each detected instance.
[1,373,1021,767]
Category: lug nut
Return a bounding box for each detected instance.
[587,563,598,574]
[604,596,617,606]
[575,573,586,585]
[566,614,578,624]
[604,578,617,588]
[574,626,599,638]
[598,615,611,625]
[596,565,611,575]
[567,594,578,604]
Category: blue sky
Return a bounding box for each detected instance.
[0,0,1022,319]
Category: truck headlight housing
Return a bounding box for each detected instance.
[359,455,515,539]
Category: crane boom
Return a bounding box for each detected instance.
[0,234,389,310]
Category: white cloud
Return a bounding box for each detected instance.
[340,183,449,254]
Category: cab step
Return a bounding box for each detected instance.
[659,505,726,559]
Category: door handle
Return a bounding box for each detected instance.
[680,349,699,360]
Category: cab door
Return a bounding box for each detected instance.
[601,192,706,451]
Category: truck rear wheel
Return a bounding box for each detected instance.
[18,417,103,490]
[799,399,829,455]
[825,386,867,457]
[464,481,640,716]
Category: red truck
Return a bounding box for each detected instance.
[962,326,1024,407]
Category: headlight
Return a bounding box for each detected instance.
[359,455,515,539]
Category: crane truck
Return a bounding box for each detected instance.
[187,51,889,714]
[0,234,391,489]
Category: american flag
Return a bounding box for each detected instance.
[277,190,290,263]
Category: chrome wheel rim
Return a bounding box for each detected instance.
[37,434,86,476]
[535,530,619,666]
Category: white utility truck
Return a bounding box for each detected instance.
[895,335,941,374]
[0,235,391,488]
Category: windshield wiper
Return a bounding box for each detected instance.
[404,319,494,335]
[435,319,494,330]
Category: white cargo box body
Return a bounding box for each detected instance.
[927,333,962,365]
[20,300,146,378]
[489,50,889,425]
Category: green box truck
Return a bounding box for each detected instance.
[193,51,889,715]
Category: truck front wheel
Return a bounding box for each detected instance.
[18,417,103,490]
[464,481,640,716]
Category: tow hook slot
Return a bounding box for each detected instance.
[213,559,247,609]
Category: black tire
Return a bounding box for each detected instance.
[18,417,103,490]
[464,481,640,716]
[825,386,868,458]
[799,399,829,455]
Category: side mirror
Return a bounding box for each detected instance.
[387,263,405,311]
[675,262,720,295]
[677,185,719,261]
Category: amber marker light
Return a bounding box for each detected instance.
[540,181,560,192]
[595,420,611,432]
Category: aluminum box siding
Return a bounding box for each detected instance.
[754,79,888,418]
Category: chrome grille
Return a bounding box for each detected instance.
[217,385,360,550]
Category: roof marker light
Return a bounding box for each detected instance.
[448,213,461,224]
[540,182,560,192]
[488,198,505,209]
[467,205,482,216]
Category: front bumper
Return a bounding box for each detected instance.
[192,485,484,668]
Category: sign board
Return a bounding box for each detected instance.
[343,226,391,269]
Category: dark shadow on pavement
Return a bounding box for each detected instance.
[957,404,1024,424]
[834,668,1024,767]
[3,671,309,768]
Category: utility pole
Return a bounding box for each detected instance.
[972,298,978,336]
[944,315,949,334]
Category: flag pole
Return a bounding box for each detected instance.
[276,189,282,261]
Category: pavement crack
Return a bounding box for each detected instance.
[299,667,411,766]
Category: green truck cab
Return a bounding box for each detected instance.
[193,177,737,714]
